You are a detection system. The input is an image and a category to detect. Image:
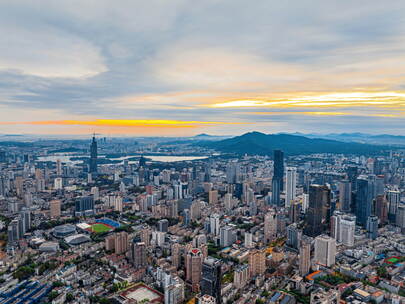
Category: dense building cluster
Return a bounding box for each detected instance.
[0,137,404,304]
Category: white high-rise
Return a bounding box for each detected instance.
[314,235,336,267]
[285,167,297,208]
[339,215,356,247]
[210,214,220,236]
[331,211,355,247]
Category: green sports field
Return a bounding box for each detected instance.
[91,223,112,233]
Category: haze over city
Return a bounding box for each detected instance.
[1,2,405,304]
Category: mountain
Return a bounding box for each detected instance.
[200,131,388,155]
[300,133,405,146]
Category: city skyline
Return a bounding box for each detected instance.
[1,1,405,136]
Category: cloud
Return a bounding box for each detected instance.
[0,0,405,134]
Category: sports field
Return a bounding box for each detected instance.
[91,223,112,233]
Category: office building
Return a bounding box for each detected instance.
[355,176,375,227]
[285,167,297,208]
[75,196,94,216]
[248,249,266,277]
[234,264,249,289]
[50,200,61,219]
[158,219,169,232]
[220,226,236,248]
[272,150,284,206]
[131,241,147,269]
[314,235,336,267]
[299,237,311,276]
[264,211,277,243]
[186,248,203,292]
[387,190,400,223]
[305,185,330,237]
[200,257,221,304]
[366,215,379,240]
[339,180,352,212]
[89,134,98,175]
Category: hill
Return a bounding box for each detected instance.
[200,132,388,155]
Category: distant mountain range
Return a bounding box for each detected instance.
[198,131,390,155]
[292,132,405,146]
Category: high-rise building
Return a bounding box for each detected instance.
[50,200,61,219]
[8,219,21,244]
[339,180,352,212]
[339,215,356,247]
[396,203,405,232]
[171,243,182,269]
[299,237,311,276]
[186,248,203,292]
[248,249,266,277]
[209,190,218,205]
[375,194,388,224]
[75,196,94,216]
[289,201,301,223]
[89,134,98,175]
[305,185,330,237]
[272,150,284,206]
[210,214,220,236]
[114,231,128,254]
[387,190,400,223]
[355,176,375,227]
[314,235,336,267]
[19,209,31,235]
[158,219,169,232]
[244,232,253,248]
[264,211,277,243]
[234,264,249,289]
[366,215,378,240]
[286,223,302,249]
[131,241,147,269]
[285,167,297,208]
[220,226,236,247]
[200,257,221,304]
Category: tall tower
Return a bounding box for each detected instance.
[355,175,375,227]
[89,134,98,175]
[186,248,203,292]
[272,150,284,206]
[339,180,352,212]
[200,257,222,304]
[314,235,336,267]
[285,167,297,208]
[305,185,330,237]
[299,237,311,276]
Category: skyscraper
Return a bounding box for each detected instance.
[248,249,266,277]
[200,257,222,304]
[339,180,352,212]
[375,194,388,224]
[285,167,297,208]
[355,176,375,227]
[387,190,400,223]
[305,185,330,237]
[396,203,405,232]
[89,134,98,175]
[131,241,147,268]
[299,237,311,276]
[272,150,284,206]
[50,200,61,219]
[314,235,336,267]
[366,215,378,240]
[264,211,277,243]
[186,248,203,292]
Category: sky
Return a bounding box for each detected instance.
[1,0,405,136]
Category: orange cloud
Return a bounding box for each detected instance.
[0,119,239,128]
